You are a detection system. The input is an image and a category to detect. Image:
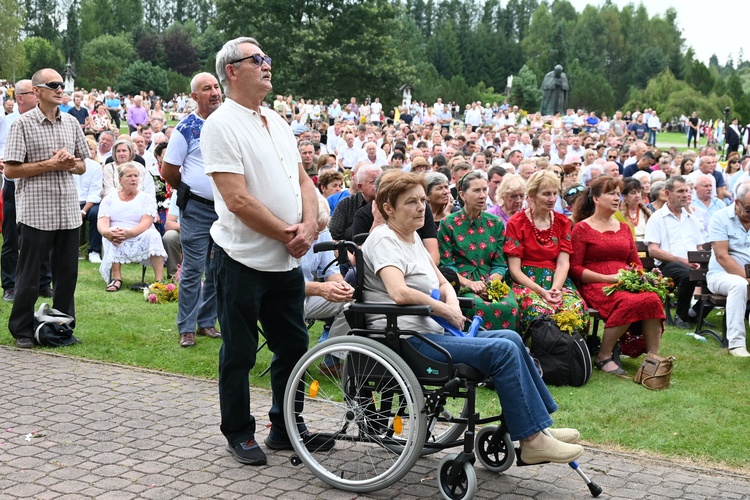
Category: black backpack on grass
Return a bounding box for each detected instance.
[523,316,591,387]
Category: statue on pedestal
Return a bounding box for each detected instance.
[540,65,569,116]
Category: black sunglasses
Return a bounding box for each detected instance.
[607,155,618,160]
[35,81,64,91]
[230,54,272,67]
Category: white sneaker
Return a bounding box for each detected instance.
[730,347,750,357]
[88,252,102,264]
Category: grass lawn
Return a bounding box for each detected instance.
[655,131,709,150]
[2,249,750,472]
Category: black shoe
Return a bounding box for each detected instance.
[15,337,35,348]
[673,317,693,330]
[39,286,53,298]
[265,429,335,452]
[226,439,267,466]
[3,289,14,302]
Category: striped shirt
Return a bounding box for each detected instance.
[3,106,89,230]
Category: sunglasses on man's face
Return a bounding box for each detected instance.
[607,155,618,160]
[35,81,64,91]
[230,54,272,67]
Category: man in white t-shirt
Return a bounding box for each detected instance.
[161,72,223,348]
[201,37,329,466]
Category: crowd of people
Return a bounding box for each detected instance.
[2,40,750,472]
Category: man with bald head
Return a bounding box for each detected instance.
[3,69,88,348]
[126,95,149,134]
[162,72,224,348]
[2,79,53,304]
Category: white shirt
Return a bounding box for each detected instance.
[202,99,302,272]
[163,112,214,200]
[644,204,705,265]
[76,158,103,204]
[337,144,359,170]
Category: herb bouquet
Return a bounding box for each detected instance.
[602,264,674,302]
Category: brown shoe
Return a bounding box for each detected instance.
[196,327,221,338]
[180,332,196,347]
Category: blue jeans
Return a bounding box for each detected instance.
[212,246,310,446]
[177,199,218,333]
[407,329,556,441]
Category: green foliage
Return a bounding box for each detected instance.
[631,47,669,87]
[79,34,137,91]
[567,60,615,116]
[0,0,27,80]
[685,60,716,95]
[21,37,64,77]
[118,60,168,97]
[23,0,58,40]
[79,0,142,44]
[509,64,541,111]
[165,69,191,98]
[63,1,83,70]
[162,24,200,76]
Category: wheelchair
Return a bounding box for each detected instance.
[283,240,602,500]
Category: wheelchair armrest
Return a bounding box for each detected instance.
[348,303,433,316]
[458,297,474,310]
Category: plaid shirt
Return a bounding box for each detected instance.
[3,106,89,230]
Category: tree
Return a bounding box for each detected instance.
[63,1,83,71]
[165,69,192,98]
[631,47,668,87]
[685,60,716,95]
[23,0,58,40]
[521,5,555,80]
[80,0,142,44]
[0,0,27,80]
[567,61,615,115]
[162,24,200,76]
[22,37,64,77]
[427,21,464,80]
[118,60,169,96]
[509,64,542,111]
[79,34,137,91]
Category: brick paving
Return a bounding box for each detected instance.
[2,346,750,499]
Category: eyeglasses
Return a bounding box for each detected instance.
[737,200,750,214]
[607,155,618,160]
[17,91,34,95]
[564,172,577,178]
[230,54,272,67]
[35,81,64,91]
[729,160,739,164]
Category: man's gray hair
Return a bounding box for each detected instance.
[215,36,261,90]
[737,180,750,201]
[356,164,383,185]
[98,130,115,142]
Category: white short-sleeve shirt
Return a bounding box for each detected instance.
[202,99,303,272]
[644,204,705,265]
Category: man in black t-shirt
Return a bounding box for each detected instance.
[688,111,700,148]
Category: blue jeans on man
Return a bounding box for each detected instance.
[177,199,218,334]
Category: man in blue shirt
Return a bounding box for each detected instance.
[706,181,750,356]
[105,92,122,130]
[58,93,72,113]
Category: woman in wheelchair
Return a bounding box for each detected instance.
[361,170,583,464]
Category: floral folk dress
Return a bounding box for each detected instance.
[503,211,589,335]
[439,210,519,331]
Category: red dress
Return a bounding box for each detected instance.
[570,221,665,330]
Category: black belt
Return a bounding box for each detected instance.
[189,192,214,207]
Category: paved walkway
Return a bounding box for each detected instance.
[2,347,750,500]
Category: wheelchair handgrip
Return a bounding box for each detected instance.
[458,297,474,309]
[313,242,336,253]
[348,303,432,316]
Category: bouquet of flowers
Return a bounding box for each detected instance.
[143,282,179,304]
[486,278,510,302]
[602,264,674,303]
[551,308,584,335]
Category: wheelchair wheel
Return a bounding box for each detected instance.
[475,425,515,473]
[284,336,426,493]
[437,453,477,500]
